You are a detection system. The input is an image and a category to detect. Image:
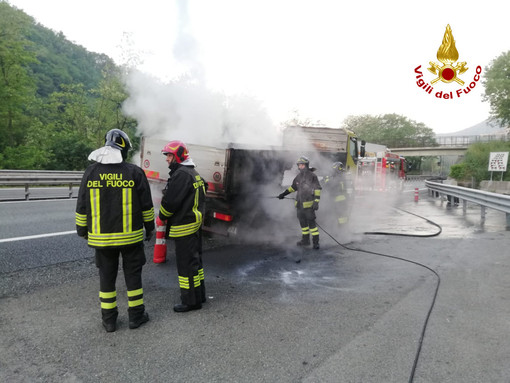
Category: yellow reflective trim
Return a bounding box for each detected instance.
[143,208,155,222]
[193,275,201,287]
[127,288,143,297]
[335,195,346,202]
[99,291,116,299]
[159,205,173,218]
[122,188,133,233]
[338,217,348,224]
[288,187,295,193]
[192,187,203,229]
[169,220,202,237]
[75,212,87,226]
[127,188,132,232]
[314,190,321,196]
[199,268,204,280]
[128,298,144,307]
[87,229,144,247]
[90,188,101,234]
[178,276,190,289]
[301,227,310,235]
[303,201,313,208]
[101,301,117,309]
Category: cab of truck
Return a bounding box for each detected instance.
[281,126,359,171]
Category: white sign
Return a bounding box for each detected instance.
[488,152,509,172]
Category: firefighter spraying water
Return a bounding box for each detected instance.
[278,156,322,249]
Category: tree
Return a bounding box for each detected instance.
[0,3,137,170]
[342,114,438,148]
[0,2,38,154]
[482,51,510,130]
[91,65,139,152]
[449,141,510,186]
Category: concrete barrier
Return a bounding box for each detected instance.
[480,180,510,195]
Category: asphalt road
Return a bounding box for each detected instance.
[0,194,509,382]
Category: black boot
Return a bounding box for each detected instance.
[312,236,320,250]
[102,308,118,333]
[173,303,202,312]
[297,234,310,247]
[102,320,117,333]
[129,311,149,329]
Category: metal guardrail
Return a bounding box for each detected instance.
[425,180,510,227]
[0,170,84,200]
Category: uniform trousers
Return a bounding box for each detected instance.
[95,244,146,323]
[174,232,206,306]
[296,207,319,241]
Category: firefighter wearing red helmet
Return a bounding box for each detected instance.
[158,140,207,312]
[278,156,322,249]
[76,129,155,332]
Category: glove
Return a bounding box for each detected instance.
[278,193,286,200]
[156,216,166,226]
[145,230,153,242]
[313,201,319,211]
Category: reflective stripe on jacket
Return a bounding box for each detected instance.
[287,168,322,209]
[75,162,155,248]
[159,165,206,238]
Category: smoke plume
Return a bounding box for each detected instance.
[122,0,279,147]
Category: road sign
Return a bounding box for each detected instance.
[488,152,508,172]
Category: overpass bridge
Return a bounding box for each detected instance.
[389,133,507,157]
[389,146,467,157]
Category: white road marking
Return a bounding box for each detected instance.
[0,230,76,243]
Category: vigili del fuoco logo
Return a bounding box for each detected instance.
[414,24,481,100]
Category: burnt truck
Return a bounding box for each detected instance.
[139,126,359,236]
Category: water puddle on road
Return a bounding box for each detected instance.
[347,196,508,239]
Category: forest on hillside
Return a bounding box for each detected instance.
[0,1,138,170]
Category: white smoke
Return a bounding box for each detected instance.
[121,0,280,148]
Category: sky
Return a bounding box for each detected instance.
[7,0,510,143]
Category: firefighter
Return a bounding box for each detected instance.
[76,129,155,332]
[278,156,322,249]
[323,161,353,227]
[158,140,207,312]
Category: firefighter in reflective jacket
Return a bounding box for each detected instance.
[323,161,353,227]
[158,140,207,312]
[278,156,322,249]
[75,129,155,332]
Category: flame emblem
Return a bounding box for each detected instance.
[428,25,468,85]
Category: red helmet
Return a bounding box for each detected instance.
[161,140,189,163]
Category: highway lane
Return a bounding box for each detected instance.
[1,195,509,382]
[0,199,90,273]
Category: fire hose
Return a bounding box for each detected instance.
[315,210,442,383]
[276,194,441,383]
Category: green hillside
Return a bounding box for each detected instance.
[0,1,137,170]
